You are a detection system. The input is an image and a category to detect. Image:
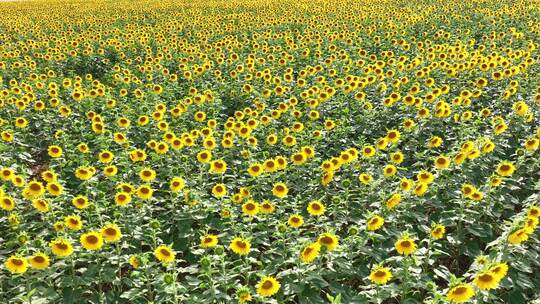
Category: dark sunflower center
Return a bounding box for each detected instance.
[320,236,333,245]
[56,243,68,250]
[86,235,99,244]
[33,256,45,263]
[453,287,467,295]
[12,259,23,266]
[262,281,273,289]
[374,270,386,277]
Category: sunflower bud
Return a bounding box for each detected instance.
[163,273,174,284]
[150,220,160,229]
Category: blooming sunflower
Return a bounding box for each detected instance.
[114,192,132,206]
[508,228,529,245]
[369,266,392,285]
[446,283,475,303]
[395,236,417,255]
[29,252,50,270]
[367,215,384,231]
[496,161,515,177]
[489,262,509,281]
[307,200,326,216]
[431,224,446,240]
[80,231,104,251]
[5,255,28,274]
[272,182,288,198]
[473,271,499,290]
[170,177,186,192]
[200,234,219,248]
[154,245,175,263]
[318,233,339,251]
[49,239,74,257]
[65,215,83,230]
[288,214,304,228]
[229,237,251,255]
[212,183,227,198]
[72,195,89,209]
[300,242,321,263]
[101,223,122,242]
[256,276,280,297]
[242,200,259,216]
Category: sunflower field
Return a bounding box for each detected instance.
[0,0,539,303]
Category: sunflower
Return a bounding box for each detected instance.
[369,266,392,285]
[383,164,397,177]
[386,193,401,209]
[489,262,509,280]
[431,224,446,240]
[238,290,252,303]
[209,160,227,174]
[496,161,515,177]
[154,245,175,263]
[49,239,74,257]
[229,237,251,255]
[395,237,417,255]
[80,231,104,251]
[473,272,499,290]
[528,206,540,218]
[75,166,94,181]
[434,155,450,169]
[446,283,475,303]
[103,165,118,177]
[46,182,63,196]
[129,256,140,268]
[242,200,259,216]
[414,183,428,196]
[287,214,304,228]
[101,224,122,242]
[212,183,227,198]
[367,215,384,231]
[300,242,321,263]
[139,168,156,182]
[5,255,28,274]
[32,199,49,213]
[24,180,45,199]
[65,215,83,230]
[197,150,212,163]
[29,252,50,270]
[41,170,57,182]
[259,201,275,214]
[201,234,219,249]
[362,145,376,158]
[170,177,186,192]
[72,195,89,209]
[98,150,114,163]
[508,228,529,245]
[318,233,339,251]
[136,185,154,200]
[47,145,63,158]
[390,151,404,164]
[272,182,288,198]
[359,173,373,185]
[247,163,263,177]
[256,276,280,297]
[307,201,326,216]
[399,179,414,192]
[524,137,539,151]
[114,192,132,206]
